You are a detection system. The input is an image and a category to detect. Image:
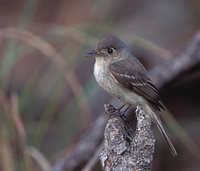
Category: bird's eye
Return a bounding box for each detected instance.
[107,47,114,54]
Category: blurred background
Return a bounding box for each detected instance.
[0,0,200,171]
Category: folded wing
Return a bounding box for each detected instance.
[108,58,164,111]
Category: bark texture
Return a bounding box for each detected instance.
[100,104,155,171]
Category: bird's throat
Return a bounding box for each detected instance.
[95,57,105,66]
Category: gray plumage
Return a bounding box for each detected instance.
[87,34,177,156]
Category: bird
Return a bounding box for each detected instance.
[86,34,177,156]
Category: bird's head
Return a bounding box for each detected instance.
[86,34,131,61]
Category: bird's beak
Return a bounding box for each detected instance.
[85,50,104,58]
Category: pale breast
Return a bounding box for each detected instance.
[94,59,120,98]
[94,59,146,106]
[94,60,113,92]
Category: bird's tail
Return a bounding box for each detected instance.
[145,104,177,156]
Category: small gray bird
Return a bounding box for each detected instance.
[87,34,177,156]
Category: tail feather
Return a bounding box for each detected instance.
[146,104,177,156]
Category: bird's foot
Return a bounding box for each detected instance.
[119,105,131,115]
[104,104,129,120]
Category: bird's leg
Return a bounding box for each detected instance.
[104,104,131,119]
[118,105,131,121]
[122,105,131,114]
[104,104,125,117]
[104,104,120,117]
[117,104,125,112]
[114,104,127,118]
[117,105,131,115]
[114,105,131,121]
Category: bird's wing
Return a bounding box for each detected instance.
[108,58,164,110]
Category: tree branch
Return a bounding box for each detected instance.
[100,104,154,171]
[150,31,200,89]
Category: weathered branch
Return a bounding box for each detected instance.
[150,31,200,89]
[100,104,154,171]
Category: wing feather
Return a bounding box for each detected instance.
[108,58,164,110]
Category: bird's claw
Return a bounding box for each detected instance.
[104,104,127,120]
